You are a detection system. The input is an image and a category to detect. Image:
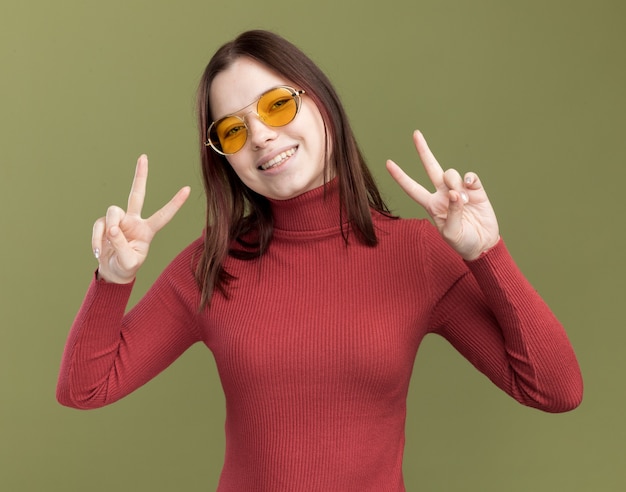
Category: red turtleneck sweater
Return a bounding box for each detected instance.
[57,180,582,491]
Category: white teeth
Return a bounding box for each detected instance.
[260,148,296,170]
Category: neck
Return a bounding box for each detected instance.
[268,177,346,232]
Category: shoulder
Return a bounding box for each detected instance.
[165,236,204,271]
[371,211,440,245]
[372,210,468,280]
[156,235,205,293]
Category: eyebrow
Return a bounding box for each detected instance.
[213,86,276,122]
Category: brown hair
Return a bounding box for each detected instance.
[195,30,392,308]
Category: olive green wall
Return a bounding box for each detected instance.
[1,0,623,490]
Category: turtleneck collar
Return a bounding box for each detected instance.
[268,177,347,233]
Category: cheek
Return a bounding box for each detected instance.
[225,156,251,181]
[308,110,330,160]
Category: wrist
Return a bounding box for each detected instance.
[463,236,502,262]
[96,267,135,285]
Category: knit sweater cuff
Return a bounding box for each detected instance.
[84,270,136,321]
[463,237,536,301]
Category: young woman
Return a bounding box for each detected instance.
[57,30,583,491]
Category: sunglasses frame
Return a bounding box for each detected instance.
[205,85,306,156]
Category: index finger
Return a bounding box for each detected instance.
[385,159,432,208]
[127,154,149,216]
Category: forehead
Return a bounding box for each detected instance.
[209,57,291,119]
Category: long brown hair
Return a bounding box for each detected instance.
[195,30,392,308]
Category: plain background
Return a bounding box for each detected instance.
[1,0,624,490]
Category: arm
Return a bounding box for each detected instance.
[388,131,583,412]
[56,242,203,409]
[423,227,583,412]
[57,155,195,409]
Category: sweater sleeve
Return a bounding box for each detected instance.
[423,225,583,413]
[56,239,204,409]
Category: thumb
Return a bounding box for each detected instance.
[105,218,142,276]
[442,190,467,244]
[105,206,132,252]
[107,224,140,266]
[107,224,128,248]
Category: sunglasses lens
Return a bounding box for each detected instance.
[207,87,302,155]
[211,116,247,154]
[258,87,300,127]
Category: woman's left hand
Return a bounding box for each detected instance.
[386,130,500,261]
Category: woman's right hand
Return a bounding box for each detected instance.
[91,155,191,284]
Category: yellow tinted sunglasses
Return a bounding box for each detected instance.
[205,85,306,155]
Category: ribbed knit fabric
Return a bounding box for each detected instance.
[57,179,583,491]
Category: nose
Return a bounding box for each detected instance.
[245,113,278,150]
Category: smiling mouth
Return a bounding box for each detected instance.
[258,147,296,171]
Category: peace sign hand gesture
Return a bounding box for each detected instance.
[386,130,500,261]
[92,155,191,284]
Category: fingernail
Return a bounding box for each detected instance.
[461,192,469,203]
[94,248,100,260]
